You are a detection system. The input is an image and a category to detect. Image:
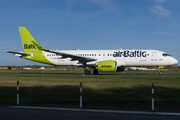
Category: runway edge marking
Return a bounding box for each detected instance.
[10,106,180,116]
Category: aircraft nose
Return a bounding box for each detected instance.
[170,58,178,65]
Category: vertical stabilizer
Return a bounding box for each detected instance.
[18,27,39,52]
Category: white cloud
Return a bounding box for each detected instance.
[148,0,171,18]
[154,30,175,36]
[88,0,118,12]
[149,5,171,18]
[34,5,67,13]
[74,11,105,21]
[155,0,165,4]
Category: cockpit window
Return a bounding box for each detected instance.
[162,53,171,57]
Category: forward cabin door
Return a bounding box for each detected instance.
[151,52,157,61]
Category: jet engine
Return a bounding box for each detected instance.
[97,60,117,72]
[97,60,125,72]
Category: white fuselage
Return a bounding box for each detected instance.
[42,49,178,67]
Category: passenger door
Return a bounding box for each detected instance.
[151,52,157,61]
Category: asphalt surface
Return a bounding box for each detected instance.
[1,104,180,120]
[36,102,180,113]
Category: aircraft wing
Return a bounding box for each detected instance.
[44,49,97,63]
[4,51,30,56]
[31,41,97,64]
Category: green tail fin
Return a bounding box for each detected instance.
[18,27,45,52]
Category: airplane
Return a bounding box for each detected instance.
[5,27,178,75]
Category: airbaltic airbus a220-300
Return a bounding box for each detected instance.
[5,27,178,75]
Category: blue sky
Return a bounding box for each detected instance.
[0,0,180,66]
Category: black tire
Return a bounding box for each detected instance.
[93,69,99,75]
[159,71,163,75]
[88,70,91,74]
[84,70,91,75]
[84,70,88,75]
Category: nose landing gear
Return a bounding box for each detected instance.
[159,71,163,75]
[158,66,164,75]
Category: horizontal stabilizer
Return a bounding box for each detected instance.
[4,51,30,56]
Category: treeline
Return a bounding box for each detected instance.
[0,65,84,70]
[146,64,179,69]
[0,64,179,70]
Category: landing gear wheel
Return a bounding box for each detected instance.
[159,71,163,75]
[84,70,91,75]
[93,69,99,75]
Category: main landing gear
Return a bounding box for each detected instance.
[84,69,91,75]
[84,68,99,75]
[93,69,99,75]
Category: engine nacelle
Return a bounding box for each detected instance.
[97,60,117,72]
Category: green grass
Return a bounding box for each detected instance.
[0,70,180,105]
